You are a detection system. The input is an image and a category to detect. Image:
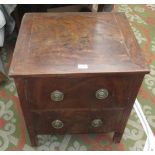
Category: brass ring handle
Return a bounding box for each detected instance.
[51,90,64,102]
[96,89,108,99]
[51,120,63,129]
[91,119,103,128]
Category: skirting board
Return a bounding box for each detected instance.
[134,99,155,151]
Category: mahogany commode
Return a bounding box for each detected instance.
[9,12,149,146]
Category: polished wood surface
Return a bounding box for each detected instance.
[9,13,149,77]
[26,75,137,110]
[31,109,122,134]
[9,13,149,146]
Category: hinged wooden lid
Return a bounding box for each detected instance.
[9,12,149,77]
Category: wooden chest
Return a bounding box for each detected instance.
[9,13,149,146]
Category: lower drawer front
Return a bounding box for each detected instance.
[32,110,122,134]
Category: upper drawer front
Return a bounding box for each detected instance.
[26,76,131,110]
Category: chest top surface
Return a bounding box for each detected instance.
[9,12,149,77]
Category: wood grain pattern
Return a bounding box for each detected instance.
[9,13,149,77]
[14,78,37,146]
[31,109,122,134]
[26,75,136,110]
[113,74,145,143]
[9,13,149,146]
